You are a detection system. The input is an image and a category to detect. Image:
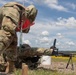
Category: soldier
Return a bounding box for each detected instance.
[0,2,37,73]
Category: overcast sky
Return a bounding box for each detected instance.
[0,0,76,51]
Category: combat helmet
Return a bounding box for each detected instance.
[26,5,38,23]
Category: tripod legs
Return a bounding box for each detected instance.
[66,55,74,70]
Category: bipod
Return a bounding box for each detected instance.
[66,54,74,70]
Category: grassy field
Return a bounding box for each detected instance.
[14,56,76,75]
[14,69,76,75]
[51,56,76,62]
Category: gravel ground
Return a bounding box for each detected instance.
[38,61,76,74]
[51,61,76,74]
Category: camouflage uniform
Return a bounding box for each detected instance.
[18,44,53,57]
[0,2,37,72]
[15,44,53,69]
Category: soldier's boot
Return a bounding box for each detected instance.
[0,54,7,72]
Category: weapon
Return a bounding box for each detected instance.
[17,39,59,58]
[14,39,58,69]
[50,39,76,70]
[57,52,76,70]
[50,39,58,56]
[15,44,54,69]
[14,38,76,70]
[66,54,74,70]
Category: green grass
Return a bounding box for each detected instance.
[14,69,21,75]
[14,69,76,75]
[13,56,76,75]
[28,69,76,75]
[51,56,76,62]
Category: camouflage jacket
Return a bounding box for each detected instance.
[0,2,26,29]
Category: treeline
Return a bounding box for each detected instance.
[59,51,76,54]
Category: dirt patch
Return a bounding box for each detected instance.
[38,61,76,74]
[52,61,76,74]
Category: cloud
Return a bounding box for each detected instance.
[0,0,74,13]
[41,31,49,36]
[0,0,34,6]
[18,0,68,12]
[23,40,31,45]
[56,33,64,38]
[0,0,8,5]
[35,17,76,29]
[55,17,76,28]
[23,0,76,14]
[45,0,68,11]
[24,0,34,4]
[66,3,76,10]
[39,37,49,43]
[38,0,68,12]
[66,41,75,46]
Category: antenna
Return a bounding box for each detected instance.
[23,0,25,5]
[19,0,25,51]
